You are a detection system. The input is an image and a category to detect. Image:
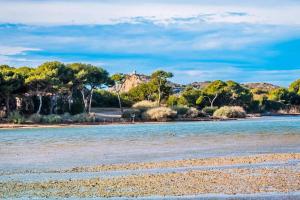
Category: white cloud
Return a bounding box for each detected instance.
[0,46,41,65]
[1,1,300,25]
[0,46,40,56]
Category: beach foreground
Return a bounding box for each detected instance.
[1,153,300,198]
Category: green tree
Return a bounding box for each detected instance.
[25,61,65,114]
[225,80,253,107]
[150,70,173,105]
[201,80,227,108]
[268,88,292,104]
[0,66,25,114]
[111,73,126,113]
[181,87,202,107]
[126,82,156,102]
[289,79,300,95]
[68,63,110,113]
[166,95,179,107]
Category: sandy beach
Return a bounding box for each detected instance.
[1,153,300,198]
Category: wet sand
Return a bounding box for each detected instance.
[1,153,300,198]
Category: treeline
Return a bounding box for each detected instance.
[0,62,173,118]
[123,76,300,114]
[1,61,300,121]
[0,62,112,116]
[166,80,300,113]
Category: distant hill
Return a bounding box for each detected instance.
[110,73,282,95]
[186,81,211,89]
[242,83,280,92]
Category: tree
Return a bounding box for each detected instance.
[126,82,156,102]
[111,73,126,113]
[289,79,300,95]
[56,66,75,113]
[268,88,293,104]
[182,87,202,107]
[69,63,109,113]
[150,70,173,105]
[225,80,253,107]
[201,80,227,108]
[0,66,25,114]
[25,61,65,114]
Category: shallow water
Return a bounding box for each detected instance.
[1,116,300,172]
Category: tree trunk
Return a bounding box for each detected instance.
[50,95,54,114]
[117,92,123,114]
[37,94,42,114]
[16,97,22,111]
[50,95,58,114]
[6,96,10,114]
[210,93,219,108]
[158,87,161,106]
[81,90,88,113]
[68,94,73,112]
[88,88,94,114]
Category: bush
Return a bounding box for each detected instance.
[278,106,300,114]
[28,113,43,123]
[132,100,157,111]
[42,114,63,124]
[173,106,189,116]
[61,112,72,123]
[185,107,200,118]
[71,113,98,123]
[213,106,246,119]
[122,109,141,119]
[202,106,218,116]
[261,100,285,112]
[142,107,177,121]
[7,111,25,124]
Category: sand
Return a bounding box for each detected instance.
[1,153,300,198]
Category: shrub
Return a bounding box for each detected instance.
[202,106,218,116]
[278,106,300,114]
[28,113,43,123]
[173,106,189,116]
[132,100,157,111]
[61,112,72,123]
[7,111,25,124]
[213,106,246,119]
[185,107,200,118]
[142,107,177,121]
[122,109,141,119]
[71,113,98,123]
[261,100,285,112]
[42,114,63,124]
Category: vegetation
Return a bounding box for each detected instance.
[213,106,246,119]
[202,106,218,116]
[1,61,300,124]
[142,107,177,121]
[121,109,141,120]
[7,111,25,124]
[111,73,126,113]
[132,100,157,111]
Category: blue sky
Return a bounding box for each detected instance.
[0,0,300,86]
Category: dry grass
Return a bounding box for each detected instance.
[213,106,246,118]
[142,107,177,121]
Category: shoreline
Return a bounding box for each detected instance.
[0,117,237,130]
[1,113,299,130]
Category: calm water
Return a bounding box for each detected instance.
[1,116,300,172]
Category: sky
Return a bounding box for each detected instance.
[0,0,300,86]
